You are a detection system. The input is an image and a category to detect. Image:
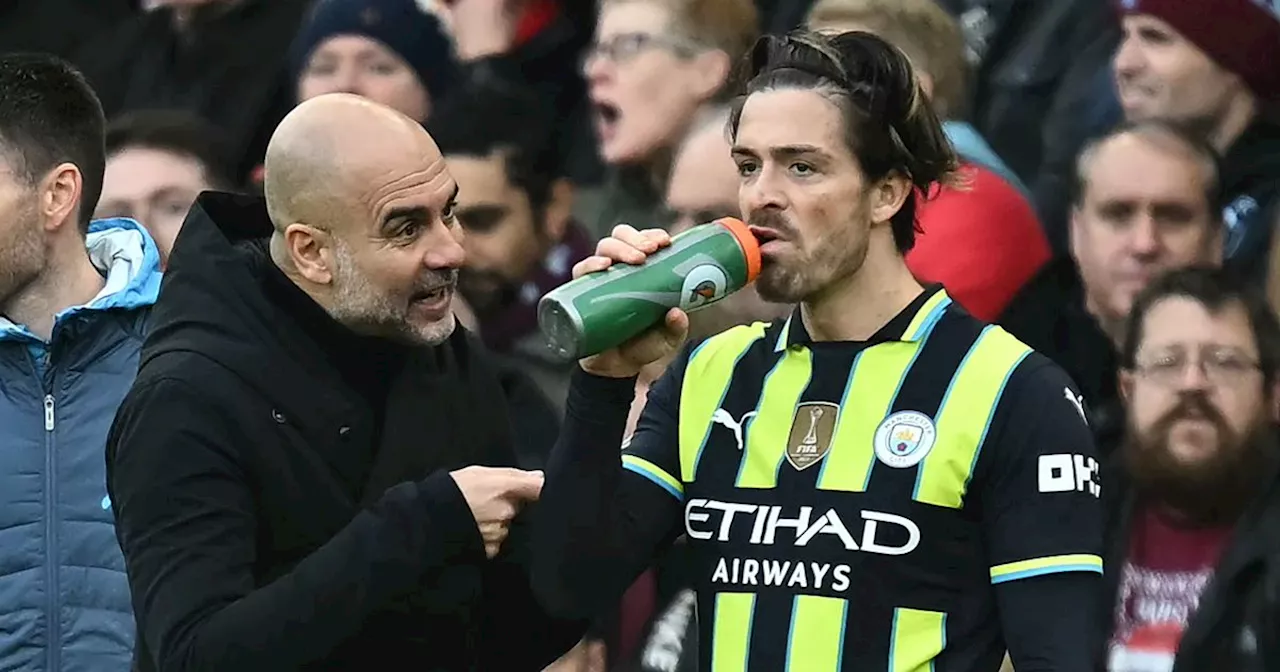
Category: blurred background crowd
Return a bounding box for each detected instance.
[1,0,1278,670]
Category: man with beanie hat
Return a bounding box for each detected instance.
[291,0,459,123]
[1114,0,1280,284]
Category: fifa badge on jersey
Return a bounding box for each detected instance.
[785,402,839,470]
[873,411,937,468]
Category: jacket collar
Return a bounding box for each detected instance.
[0,217,162,341]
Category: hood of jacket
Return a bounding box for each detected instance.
[140,191,483,411]
[139,190,326,389]
[0,216,162,341]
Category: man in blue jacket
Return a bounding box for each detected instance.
[0,53,162,671]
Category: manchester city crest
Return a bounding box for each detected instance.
[873,411,937,468]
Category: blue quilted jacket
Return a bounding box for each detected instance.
[0,218,161,671]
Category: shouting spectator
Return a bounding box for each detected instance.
[0,54,161,672]
[806,0,1051,321]
[574,0,758,238]
[1113,0,1280,282]
[1106,267,1280,671]
[97,109,237,266]
[1003,120,1226,457]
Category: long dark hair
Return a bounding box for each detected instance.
[727,30,959,252]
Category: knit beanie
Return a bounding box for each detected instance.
[1115,0,1280,102]
[289,0,459,101]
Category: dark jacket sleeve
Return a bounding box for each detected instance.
[478,510,590,669]
[106,375,486,671]
[532,362,687,621]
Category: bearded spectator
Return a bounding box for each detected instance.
[1106,266,1280,671]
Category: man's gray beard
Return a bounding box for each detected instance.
[0,205,45,312]
[327,239,455,347]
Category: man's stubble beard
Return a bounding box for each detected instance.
[328,239,456,347]
[1124,393,1279,526]
[0,201,46,312]
[751,204,871,306]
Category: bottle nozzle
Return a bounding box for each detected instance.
[713,217,761,283]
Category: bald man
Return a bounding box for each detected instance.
[105,94,586,670]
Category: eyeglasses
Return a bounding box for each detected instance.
[1131,347,1262,387]
[582,32,702,70]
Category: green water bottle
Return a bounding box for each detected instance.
[537,217,762,362]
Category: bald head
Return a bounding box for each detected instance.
[264,93,447,235]
[259,93,466,347]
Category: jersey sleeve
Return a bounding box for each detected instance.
[978,354,1104,585]
[618,344,691,503]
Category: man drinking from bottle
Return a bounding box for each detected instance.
[533,30,1104,671]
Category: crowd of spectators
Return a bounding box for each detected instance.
[1,0,1278,670]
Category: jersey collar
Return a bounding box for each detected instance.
[773,284,952,352]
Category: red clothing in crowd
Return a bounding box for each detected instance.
[1108,506,1234,671]
[907,162,1050,321]
[514,0,559,46]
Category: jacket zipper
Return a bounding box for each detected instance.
[44,391,61,672]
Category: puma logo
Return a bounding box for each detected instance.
[711,408,757,451]
[1064,388,1087,424]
